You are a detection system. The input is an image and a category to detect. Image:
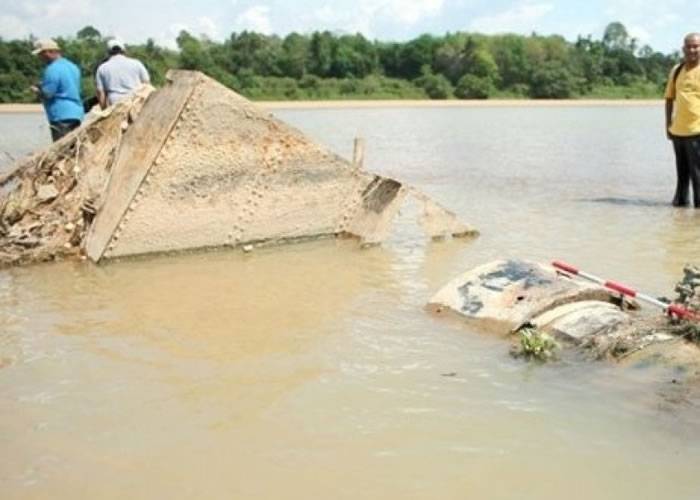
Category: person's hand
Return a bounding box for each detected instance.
[29,85,43,103]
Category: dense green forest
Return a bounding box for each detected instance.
[0,22,679,102]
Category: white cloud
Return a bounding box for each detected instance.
[234,5,272,34]
[468,2,554,34]
[380,0,445,25]
[652,13,680,29]
[154,17,219,49]
[300,5,364,35]
[197,16,219,39]
[157,23,188,49]
[341,3,375,35]
[627,25,650,45]
[5,2,49,18]
[0,0,93,39]
[0,15,30,39]
[170,23,189,35]
[45,0,93,20]
[312,5,338,25]
[302,0,444,38]
[601,0,685,36]
[595,0,688,52]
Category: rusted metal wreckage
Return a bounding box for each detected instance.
[0,70,476,267]
[429,259,700,373]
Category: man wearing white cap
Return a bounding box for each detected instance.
[95,38,150,109]
[31,39,84,142]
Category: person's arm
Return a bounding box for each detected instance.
[39,67,59,101]
[665,98,674,140]
[663,66,678,140]
[138,61,150,84]
[95,67,108,109]
[97,89,107,109]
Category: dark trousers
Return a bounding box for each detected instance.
[672,136,700,207]
[49,119,81,142]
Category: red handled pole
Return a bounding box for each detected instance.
[552,260,697,321]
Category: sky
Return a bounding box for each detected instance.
[0,0,697,54]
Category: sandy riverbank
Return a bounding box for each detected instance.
[0,99,663,114]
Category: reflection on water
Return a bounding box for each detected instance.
[582,196,670,207]
[2,107,700,499]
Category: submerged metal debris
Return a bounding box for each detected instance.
[0,70,476,267]
[429,259,700,374]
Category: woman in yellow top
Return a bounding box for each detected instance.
[665,33,700,207]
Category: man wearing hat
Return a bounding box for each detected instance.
[31,39,84,142]
[95,38,150,109]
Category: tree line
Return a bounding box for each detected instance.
[0,22,679,102]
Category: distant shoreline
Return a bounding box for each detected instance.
[0,99,663,114]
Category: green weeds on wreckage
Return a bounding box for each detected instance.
[512,326,560,362]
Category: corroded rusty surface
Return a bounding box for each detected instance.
[93,71,475,260]
[85,73,199,261]
[102,73,382,258]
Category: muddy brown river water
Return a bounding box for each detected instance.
[2,105,700,499]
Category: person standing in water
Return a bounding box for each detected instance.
[665,33,700,207]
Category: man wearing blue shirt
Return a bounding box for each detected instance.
[31,39,84,142]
